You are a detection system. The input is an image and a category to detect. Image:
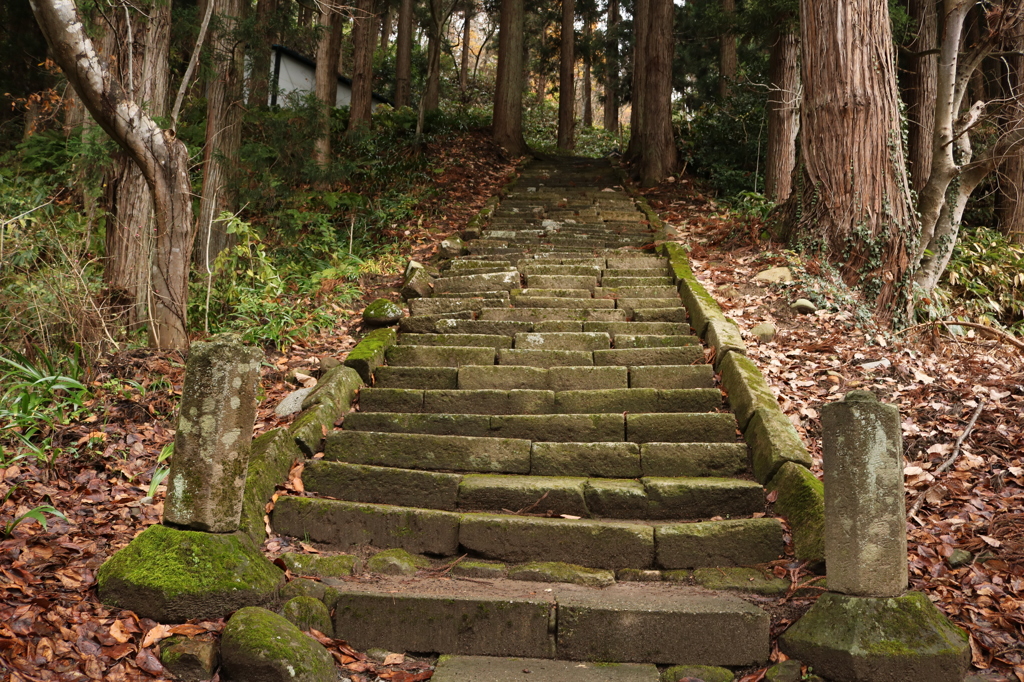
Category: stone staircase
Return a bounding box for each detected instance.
[272,158,784,678]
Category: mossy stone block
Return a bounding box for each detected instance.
[288,403,333,457]
[768,462,825,565]
[324,430,531,474]
[614,334,700,349]
[220,607,335,682]
[644,477,765,520]
[241,428,301,544]
[300,365,363,415]
[279,552,361,578]
[374,366,459,390]
[281,578,327,602]
[628,365,715,390]
[367,548,431,576]
[626,413,738,443]
[640,443,748,478]
[661,664,734,682]
[161,635,219,682]
[616,568,663,582]
[344,327,397,383]
[779,592,970,682]
[97,524,284,623]
[508,561,615,587]
[661,242,695,283]
[281,596,334,636]
[548,365,629,390]
[655,518,784,569]
[531,442,642,478]
[554,388,722,415]
[676,276,723,337]
[692,567,790,595]
[459,475,588,516]
[363,298,404,326]
[593,347,703,367]
[764,659,803,682]
[584,479,648,518]
[719,352,778,431]
[745,407,814,484]
[358,387,424,412]
[386,344,497,368]
[706,318,746,365]
[450,560,507,579]
[423,389,555,415]
[303,460,461,510]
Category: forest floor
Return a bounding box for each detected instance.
[1,141,1022,681]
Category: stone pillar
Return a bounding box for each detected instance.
[164,336,263,532]
[820,390,907,597]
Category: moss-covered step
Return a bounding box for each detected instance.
[594,347,703,366]
[556,583,769,666]
[498,349,595,367]
[553,388,721,414]
[522,264,602,277]
[324,430,531,473]
[640,443,749,478]
[272,496,460,555]
[303,460,462,510]
[343,327,397,383]
[358,387,425,412]
[583,321,692,336]
[458,365,629,391]
[398,311,474,334]
[507,561,616,587]
[422,389,556,415]
[447,258,513,270]
[458,474,589,516]
[397,333,513,349]
[606,257,668,269]
[432,270,521,294]
[604,268,671,278]
[614,334,699,349]
[516,287,594,298]
[616,299,683,315]
[602,276,674,288]
[654,518,785,568]
[643,477,765,520]
[433,655,659,682]
[629,365,715,389]
[408,297,492,316]
[435,318,535,336]
[718,352,779,430]
[480,307,627,322]
[633,309,689,323]
[510,296,616,310]
[514,332,612,351]
[372,366,458,389]
[595,286,679,298]
[343,411,626,442]
[460,513,655,568]
[531,442,642,478]
[626,413,738,443]
[385,344,496,368]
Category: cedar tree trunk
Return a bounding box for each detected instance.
[348,0,377,132]
[493,0,528,155]
[557,0,575,150]
[248,0,277,107]
[603,0,618,133]
[906,0,939,193]
[765,25,799,203]
[718,0,737,99]
[636,0,676,185]
[582,19,592,128]
[313,9,346,165]
[395,0,413,107]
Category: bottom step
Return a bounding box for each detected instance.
[433,655,659,681]
[327,576,769,666]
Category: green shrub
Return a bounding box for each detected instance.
[935,226,1024,331]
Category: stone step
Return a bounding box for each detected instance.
[516,288,593,298]
[633,308,689,323]
[434,319,536,335]
[480,308,627,322]
[606,257,668,269]
[595,286,679,298]
[340,411,738,442]
[447,259,513,270]
[582,321,692,336]
[385,345,497,367]
[602,276,675,287]
[511,296,616,309]
[397,333,513,348]
[521,264,602,277]
[629,365,716,389]
[433,271,521,294]
[324,430,531,473]
[458,365,628,390]
[433,290,511,299]
[593,347,704,366]
[358,387,722,415]
[614,334,700,348]
[604,268,671,278]
[525,274,598,290]
[514,332,611,350]
[373,366,459,389]
[615,298,682,312]
[498,349,595,368]
[399,311,474,334]
[408,298,489,316]
[272,496,784,569]
[326,580,768,666]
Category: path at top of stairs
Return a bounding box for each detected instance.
[271,158,783,676]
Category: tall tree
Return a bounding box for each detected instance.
[603,0,619,133]
[460,5,473,94]
[785,0,917,320]
[635,0,676,184]
[764,20,799,203]
[31,0,195,349]
[422,0,458,114]
[395,0,414,106]
[996,23,1024,243]
[348,0,377,132]
[312,8,346,165]
[493,0,528,155]
[905,0,939,193]
[624,0,648,160]
[557,0,575,150]
[196,0,248,269]
[381,4,394,51]
[719,0,737,99]
[582,17,593,127]
[247,0,278,107]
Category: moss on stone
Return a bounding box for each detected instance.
[240,428,301,544]
[507,561,615,587]
[745,407,814,485]
[301,365,362,413]
[692,567,790,596]
[661,664,734,682]
[367,548,431,576]
[719,352,779,430]
[450,560,507,579]
[363,298,404,325]
[344,327,397,383]
[281,577,327,602]
[281,596,333,636]
[768,462,825,565]
[220,606,336,682]
[280,551,361,578]
[97,524,283,622]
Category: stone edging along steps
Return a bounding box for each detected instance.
[247,158,826,675]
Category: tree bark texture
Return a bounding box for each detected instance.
[789,0,918,320]
[997,29,1024,243]
[582,19,592,127]
[460,9,472,93]
[104,0,171,330]
[348,0,377,132]
[395,0,413,106]
[765,25,799,203]
[196,0,247,269]
[557,0,575,150]
[905,0,938,193]
[492,0,528,155]
[624,0,648,160]
[381,6,394,51]
[312,9,346,165]
[718,0,737,99]
[31,0,195,349]
[247,0,277,107]
[423,0,447,112]
[636,0,676,185]
[603,0,618,133]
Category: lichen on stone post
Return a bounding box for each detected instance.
[164,336,263,533]
[820,389,907,597]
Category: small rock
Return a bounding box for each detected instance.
[318,356,341,371]
[401,266,434,300]
[439,236,465,259]
[754,266,794,284]
[791,298,817,314]
[717,284,740,299]
[750,322,778,343]
[281,577,327,602]
[161,635,219,682]
[367,548,430,576]
[616,568,663,582]
[220,607,335,682]
[363,298,404,326]
[948,548,972,568]
[279,552,361,578]
[661,664,735,682]
[765,659,804,682]
[274,387,314,417]
[281,596,333,637]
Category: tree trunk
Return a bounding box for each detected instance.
[31,0,195,350]
[997,30,1024,244]
[557,0,575,150]
[423,0,444,112]
[196,0,247,270]
[395,0,413,106]
[787,0,918,321]
[582,19,592,128]
[348,0,377,132]
[905,0,938,193]
[460,8,472,93]
[492,0,528,155]
[718,0,737,99]
[624,0,647,160]
[312,9,346,165]
[765,25,799,203]
[636,0,676,185]
[248,0,277,107]
[381,6,394,52]
[603,0,618,133]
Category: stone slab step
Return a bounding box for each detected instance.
[524,274,599,290]
[582,321,692,336]
[634,308,689,323]
[604,268,671,278]
[397,333,513,348]
[606,257,668,269]
[324,430,531,473]
[614,334,699,348]
[408,298,489,316]
[435,319,537,336]
[433,290,512,299]
[511,297,616,309]
[432,656,659,682]
[593,347,704,366]
[515,288,593,298]
[399,311,474,334]
[629,365,715,389]
[434,271,521,294]
[595,286,678,298]
[498,349,595,368]
[481,308,627,322]
[385,345,497,367]
[514,332,611,350]
[616,298,682,312]
[372,366,458,389]
[327,579,767,666]
[458,365,628,390]
[521,264,602,277]
[602,276,674,287]
[447,259,513,270]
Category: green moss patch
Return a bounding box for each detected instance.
[281,596,333,637]
[220,607,336,682]
[508,561,615,587]
[768,462,825,565]
[280,551,361,578]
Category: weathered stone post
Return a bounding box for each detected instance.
[96,336,284,622]
[780,391,970,682]
[164,337,263,532]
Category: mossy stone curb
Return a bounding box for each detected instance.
[240,429,301,544]
[97,524,284,623]
[768,462,825,565]
[344,327,398,383]
[718,352,778,431]
[706,318,746,365]
[300,365,362,415]
[746,407,814,485]
[220,606,336,682]
[507,561,615,587]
